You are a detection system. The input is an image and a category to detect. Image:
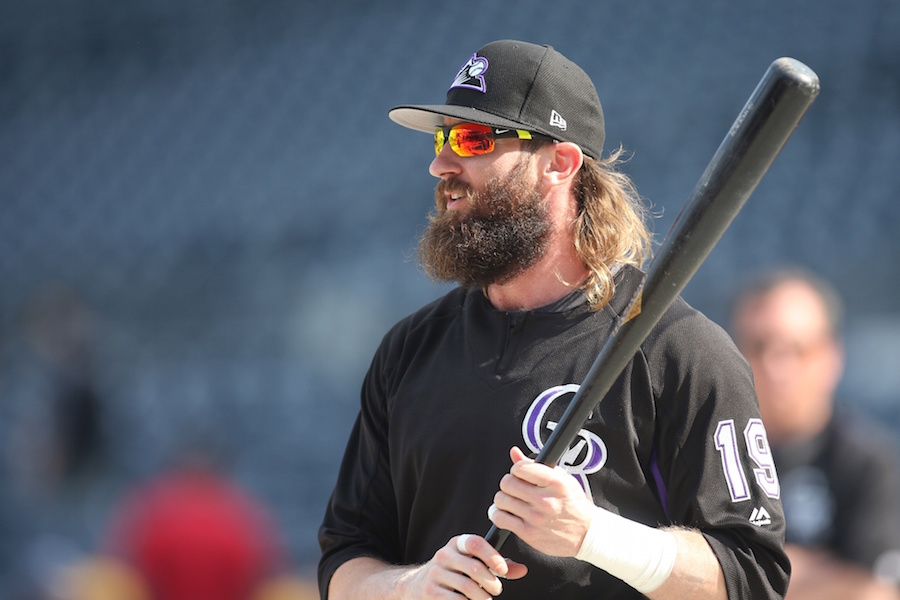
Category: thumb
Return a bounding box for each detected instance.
[503,559,529,581]
[510,446,532,464]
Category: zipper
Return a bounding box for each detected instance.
[497,311,528,373]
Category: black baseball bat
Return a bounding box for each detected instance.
[486,57,820,550]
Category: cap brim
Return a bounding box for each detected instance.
[389,104,530,134]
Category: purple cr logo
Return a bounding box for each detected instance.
[522,384,607,495]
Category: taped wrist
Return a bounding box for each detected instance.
[574,505,678,594]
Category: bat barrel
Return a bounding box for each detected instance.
[487,58,819,551]
[653,57,820,310]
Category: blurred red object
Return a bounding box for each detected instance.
[105,465,285,600]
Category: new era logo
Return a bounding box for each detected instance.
[749,507,771,527]
[549,110,567,131]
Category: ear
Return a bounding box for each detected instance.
[542,142,584,185]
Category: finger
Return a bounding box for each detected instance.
[488,499,534,541]
[456,534,473,555]
[456,533,504,580]
[510,446,563,485]
[509,457,566,489]
[457,533,511,580]
[504,560,529,581]
[451,532,529,582]
[500,464,561,503]
[453,556,503,596]
[488,480,540,527]
[439,539,503,597]
[487,503,513,535]
[435,569,494,600]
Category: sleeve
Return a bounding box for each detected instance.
[317,335,402,600]
[647,303,790,600]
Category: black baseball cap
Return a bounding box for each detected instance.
[389,40,605,159]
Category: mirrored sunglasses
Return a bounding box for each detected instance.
[434,123,554,157]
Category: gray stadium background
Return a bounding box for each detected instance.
[1,0,899,584]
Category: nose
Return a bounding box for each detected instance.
[753,343,799,384]
[429,142,462,179]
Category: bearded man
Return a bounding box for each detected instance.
[318,40,789,600]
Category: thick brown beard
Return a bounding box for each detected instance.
[417,156,551,289]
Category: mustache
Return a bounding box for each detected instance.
[434,178,475,211]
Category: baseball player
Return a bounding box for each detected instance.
[318,40,789,599]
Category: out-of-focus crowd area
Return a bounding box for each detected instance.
[1,1,899,598]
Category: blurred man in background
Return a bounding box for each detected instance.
[731,267,900,600]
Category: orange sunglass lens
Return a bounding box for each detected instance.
[435,124,495,157]
[451,125,494,157]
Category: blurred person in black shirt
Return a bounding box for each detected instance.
[731,267,900,600]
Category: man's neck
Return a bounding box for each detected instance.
[485,246,590,311]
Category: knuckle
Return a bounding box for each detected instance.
[434,545,452,563]
[422,578,441,594]
[535,496,556,513]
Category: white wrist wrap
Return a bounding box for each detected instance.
[574,505,678,594]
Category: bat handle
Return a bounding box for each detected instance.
[485,523,511,551]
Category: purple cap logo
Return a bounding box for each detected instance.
[449,53,489,93]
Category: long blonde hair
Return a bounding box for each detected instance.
[572,146,653,310]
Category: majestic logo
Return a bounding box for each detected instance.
[749,507,772,527]
[522,384,607,495]
[549,110,568,131]
[450,53,489,93]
